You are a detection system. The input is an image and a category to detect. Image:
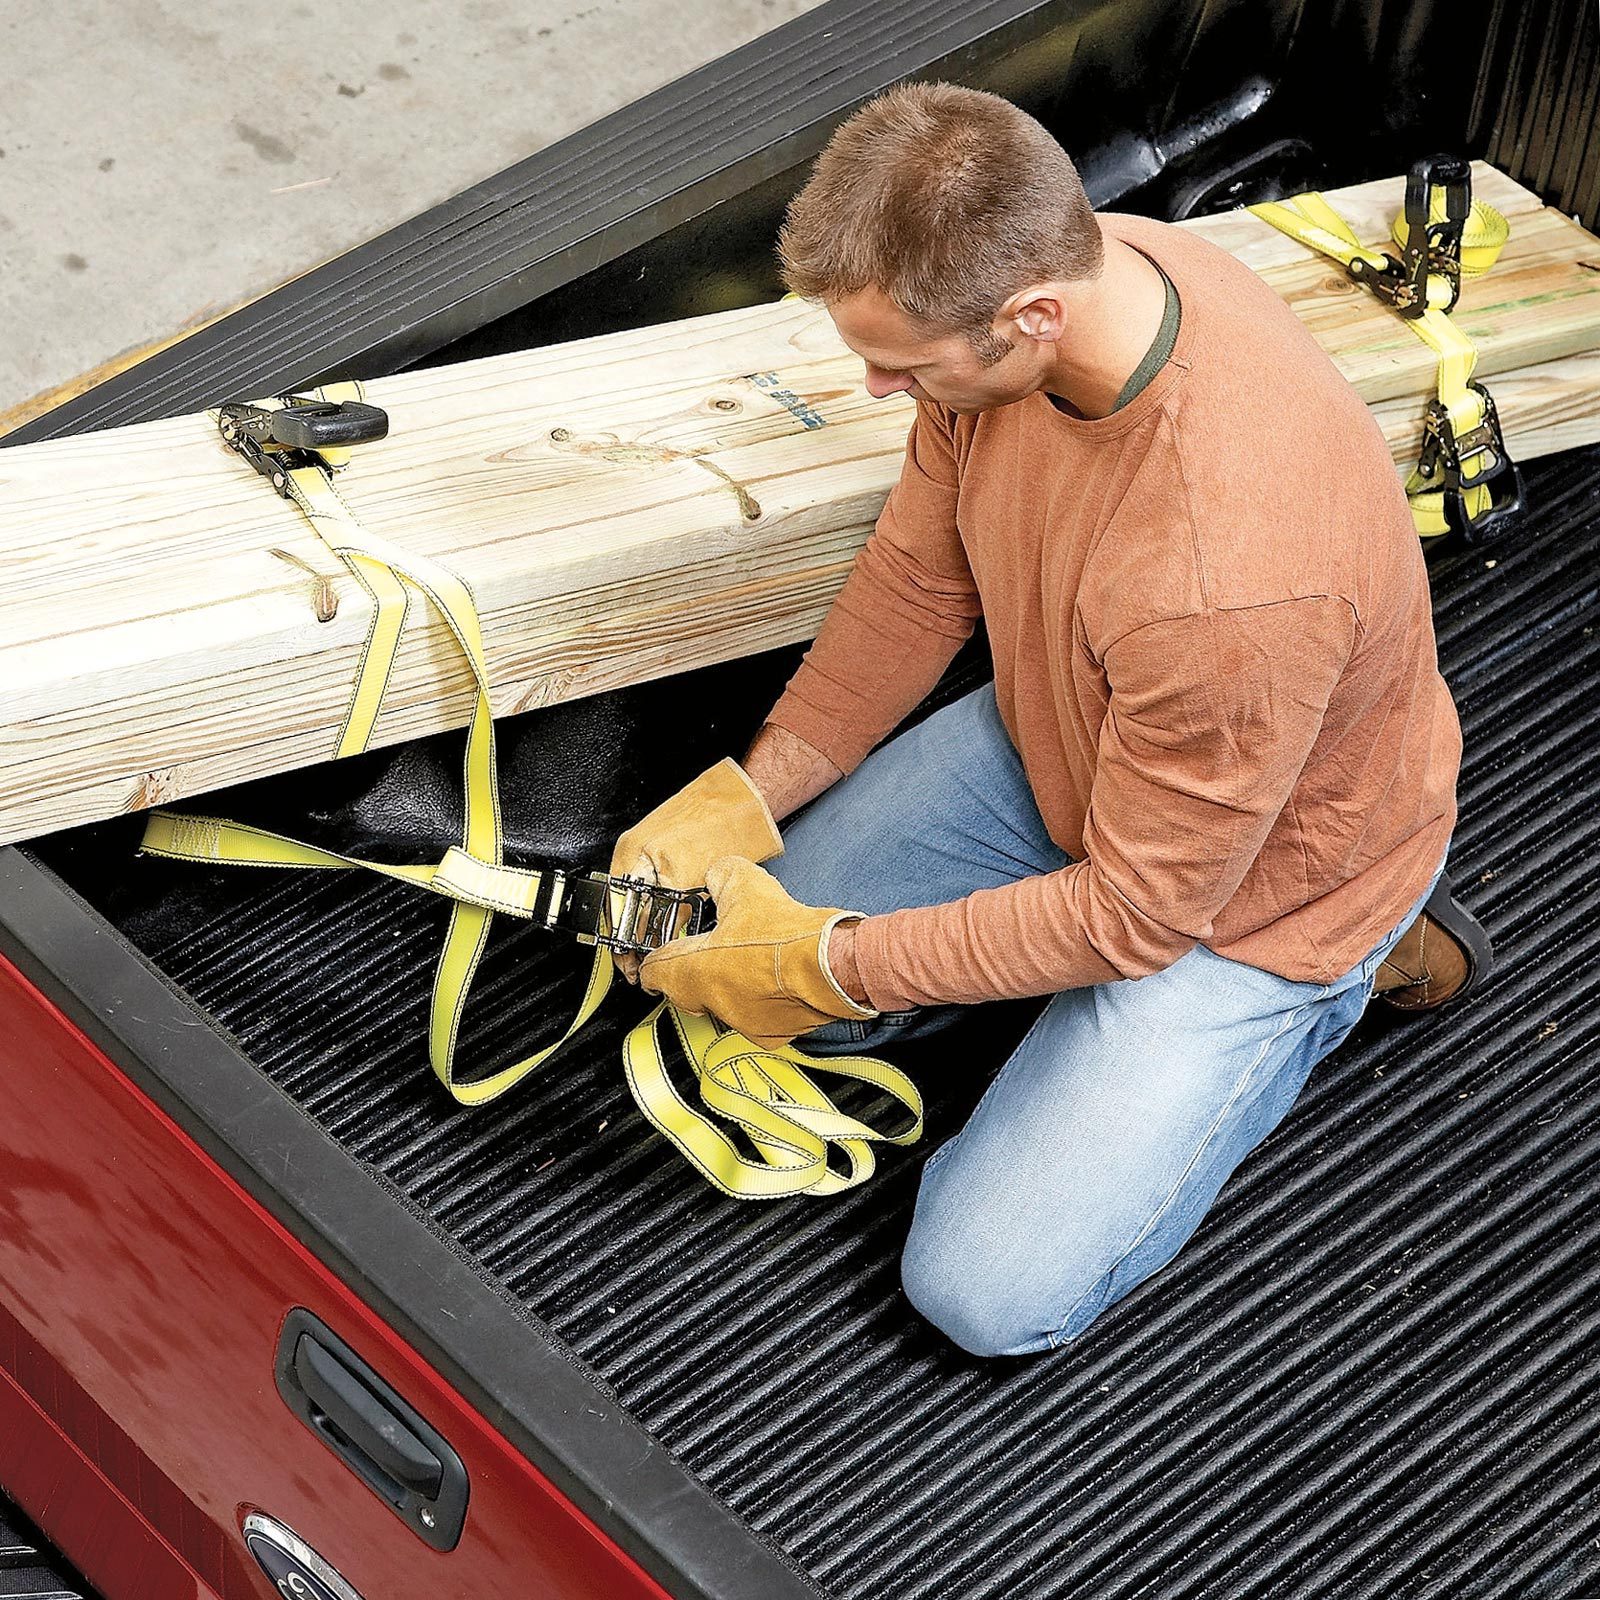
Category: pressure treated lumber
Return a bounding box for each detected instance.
[3,160,1598,846]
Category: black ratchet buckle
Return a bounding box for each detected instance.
[1346,153,1471,319]
[1414,381,1526,544]
[217,394,389,497]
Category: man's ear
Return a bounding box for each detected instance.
[999,285,1067,344]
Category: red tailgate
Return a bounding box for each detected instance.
[0,952,677,1600]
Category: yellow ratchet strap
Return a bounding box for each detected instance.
[140,382,922,1196]
[1247,175,1513,539]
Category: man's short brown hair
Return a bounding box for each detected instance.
[777,80,1104,364]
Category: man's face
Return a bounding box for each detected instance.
[826,284,1040,415]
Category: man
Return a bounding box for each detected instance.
[610,81,1494,1357]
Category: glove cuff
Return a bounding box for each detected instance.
[817,912,880,1019]
[715,757,785,863]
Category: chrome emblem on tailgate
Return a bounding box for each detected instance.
[242,1513,365,1600]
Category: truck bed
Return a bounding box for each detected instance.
[4,0,1596,1593]
[18,434,1600,1598]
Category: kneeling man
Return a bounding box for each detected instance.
[613,80,1492,1357]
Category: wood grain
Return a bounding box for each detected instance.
[3,160,1595,846]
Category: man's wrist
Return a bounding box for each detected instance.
[742,721,844,824]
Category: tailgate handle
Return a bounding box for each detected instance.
[274,1309,468,1551]
[294,1333,443,1498]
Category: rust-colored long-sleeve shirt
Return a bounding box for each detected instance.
[761,208,1462,1012]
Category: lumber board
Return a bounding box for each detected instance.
[3,160,1598,847]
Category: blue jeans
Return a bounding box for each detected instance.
[767,680,1450,1358]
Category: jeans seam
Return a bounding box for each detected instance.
[1045,980,1330,1348]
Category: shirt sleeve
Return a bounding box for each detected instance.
[760,399,982,776]
[851,597,1360,1009]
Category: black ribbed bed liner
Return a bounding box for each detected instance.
[0,1498,92,1600]
[31,444,1600,1599]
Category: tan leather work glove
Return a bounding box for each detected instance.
[638,855,879,1049]
[608,758,784,984]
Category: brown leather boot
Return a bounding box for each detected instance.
[1370,868,1495,1012]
